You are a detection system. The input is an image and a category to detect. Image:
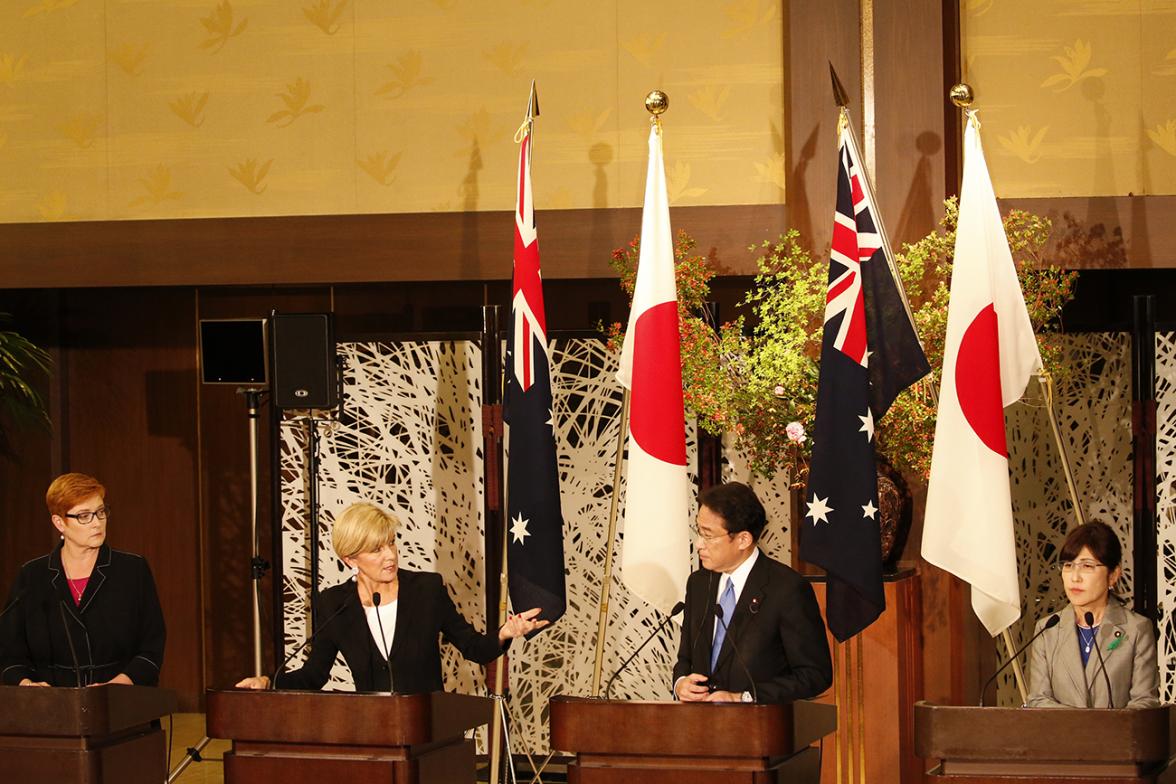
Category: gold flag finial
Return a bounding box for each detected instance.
[645,89,669,116]
[527,79,540,120]
[829,62,850,108]
[949,83,974,108]
[645,89,668,132]
[514,80,540,143]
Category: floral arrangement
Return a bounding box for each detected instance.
[607,199,1078,485]
[603,231,746,435]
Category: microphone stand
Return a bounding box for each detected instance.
[979,614,1060,706]
[58,601,83,687]
[604,602,684,700]
[1084,611,1115,708]
[713,604,758,703]
[372,592,394,694]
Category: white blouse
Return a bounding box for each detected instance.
[364,600,398,658]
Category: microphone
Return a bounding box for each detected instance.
[687,573,717,671]
[58,601,83,688]
[979,613,1060,706]
[0,588,27,622]
[372,592,395,694]
[1084,611,1115,709]
[713,603,758,703]
[604,601,684,701]
[270,601,349,689]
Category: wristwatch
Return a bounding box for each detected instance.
[740,691,754,703]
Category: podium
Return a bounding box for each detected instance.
[0,684,177,784]
[206,689,493,784]
[915,702,1176,782]
[549,696,837,783]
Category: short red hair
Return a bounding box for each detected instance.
[46,473,106,518]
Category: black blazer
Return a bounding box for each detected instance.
[673,551,832,703]
[276,569,505,693]
[0,544,166,686]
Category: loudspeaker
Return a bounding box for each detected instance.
[270,313,338,409]
[199,319,268,385]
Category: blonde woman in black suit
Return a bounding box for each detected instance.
[236,502,546,693]
[1026,521,1159,709]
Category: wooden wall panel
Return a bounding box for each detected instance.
[874,0,948,248]
[786,0,862,258]
[58,288,202,710]
[0,204,791,290]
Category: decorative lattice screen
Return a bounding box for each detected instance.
[278,332,1176,736]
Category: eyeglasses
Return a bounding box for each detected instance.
[1060,559,1105,575]
[65,506,109,525]
[690,524,732,543]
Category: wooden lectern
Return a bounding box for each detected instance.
[549,695,837,783]
[0,684,177,784]
[915,702,1176,783]
[206,689,493,784]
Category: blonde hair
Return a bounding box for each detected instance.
[331,502,400,559]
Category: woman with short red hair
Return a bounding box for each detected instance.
[0,473,165,687]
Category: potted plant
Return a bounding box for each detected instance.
[0,313,51,455]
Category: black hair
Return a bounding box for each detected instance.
[698,482,766,543]
[1059,520,1122,570]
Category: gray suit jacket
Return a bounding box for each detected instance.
[1026,600,1159,709]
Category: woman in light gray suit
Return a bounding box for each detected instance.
[1027,521,1159,709]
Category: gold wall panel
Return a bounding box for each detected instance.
[0,0,784,224]
[962,0,1176,198]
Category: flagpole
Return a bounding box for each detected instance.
[590,389,630,696]
[829,66,926,359]
[950,85,1030,704]
[1038,370,1086,525]
[491,82,542,784]
[487,299,510,784]
[999,627,1029,704]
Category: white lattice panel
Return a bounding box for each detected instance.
[279,341,486,698]
[279,337,700,754]
[1155,332,1176,703]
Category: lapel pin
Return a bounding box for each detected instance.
[1108,636,1124,652]
[749,597,762,615]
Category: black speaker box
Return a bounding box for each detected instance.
[199,319,268,385]
[270,313,338,409]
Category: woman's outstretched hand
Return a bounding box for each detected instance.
[498,607,549,643]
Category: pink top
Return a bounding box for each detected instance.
[68,577,89,605]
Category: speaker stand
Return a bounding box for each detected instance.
[238,387,270,677]
[306,415,322,631]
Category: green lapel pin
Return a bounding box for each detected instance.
[1108,632,1124,652]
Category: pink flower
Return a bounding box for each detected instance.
[773,385,786,397]
[786,421,806,444]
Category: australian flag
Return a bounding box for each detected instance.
[503,106,566,630]
[799,118,930,641]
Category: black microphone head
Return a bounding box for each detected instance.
[714,603,724,620]
[1044,613,1061,630]
[670,601,686,617]
[1084,611,1095,627]
[372,592,381,607]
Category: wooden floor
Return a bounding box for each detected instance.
[165,714,231,784]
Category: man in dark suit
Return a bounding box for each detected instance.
[673,482,832,703]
